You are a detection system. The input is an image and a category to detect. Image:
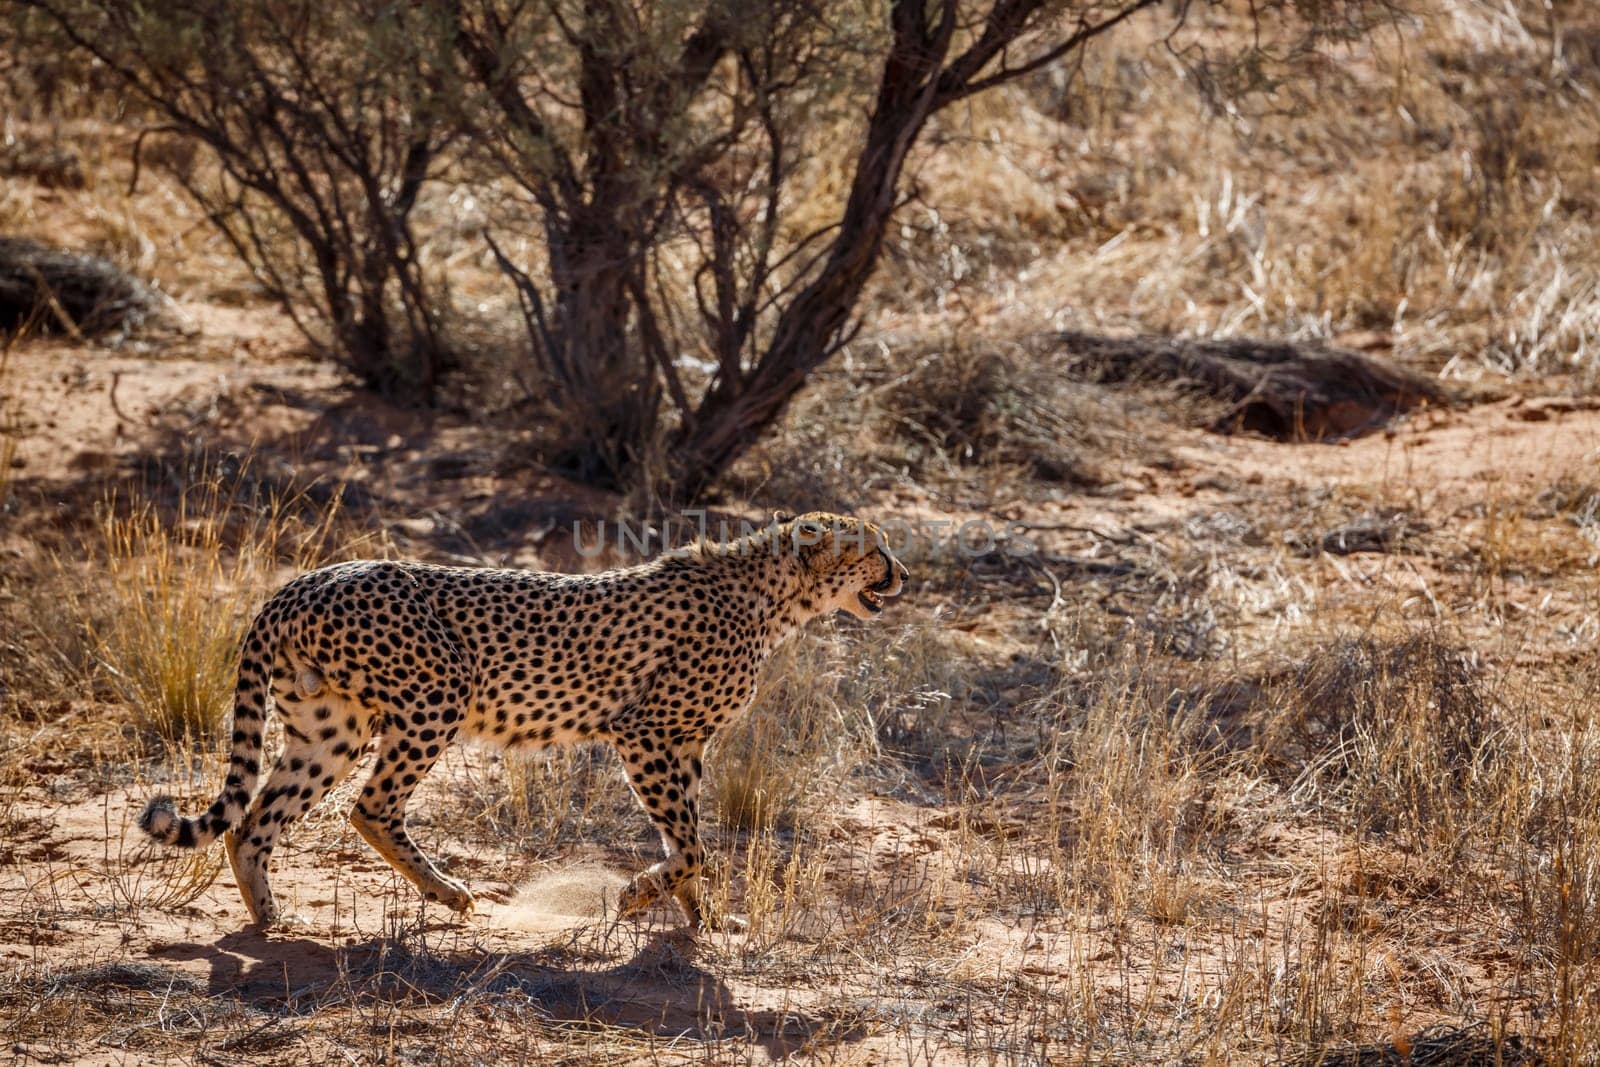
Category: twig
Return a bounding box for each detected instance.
[108,370,134,425]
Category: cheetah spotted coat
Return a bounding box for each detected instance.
[140,513,907,931]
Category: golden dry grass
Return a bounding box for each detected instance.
[885,2,1600,389]
[4,463,1597,1062]
[61,460,357,745]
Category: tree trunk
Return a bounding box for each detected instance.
[542,206,660,487]
[663,0,952,500]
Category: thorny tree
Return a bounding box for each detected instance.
[14,0,1390,500]
[459,0,1174,497]
[14,1,462,396]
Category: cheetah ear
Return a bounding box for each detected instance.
[772,511,794,525]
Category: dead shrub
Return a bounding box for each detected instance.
[0,236,158,338]
[879,344,1109,486]
[1054,331,1448,442]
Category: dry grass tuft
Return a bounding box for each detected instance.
[879,342,1112,486]
[1509,672,1600,1066]
[473,744,640,854]
[1006,647,1228,921]
[733,333,1181,511]
[709,632,874,833]
[74,458,351,744]
[1247,633,1506,847]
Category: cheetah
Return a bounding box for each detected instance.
[139,512,908,932]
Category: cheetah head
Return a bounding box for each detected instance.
[785,512,909,620]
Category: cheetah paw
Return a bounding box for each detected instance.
[425,883,477,915]
[253,909,316,934]
[617,874,665,918]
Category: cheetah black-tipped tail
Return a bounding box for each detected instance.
[139,792,234,849]
[140,610,276,853]
[140,794,188,846]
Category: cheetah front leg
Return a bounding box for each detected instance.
[612,737,742,932]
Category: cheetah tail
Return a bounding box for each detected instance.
[138,620,273,849]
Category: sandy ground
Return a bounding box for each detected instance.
[2,321,1597,1064]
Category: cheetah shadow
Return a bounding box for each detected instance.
[151,923,865,1058]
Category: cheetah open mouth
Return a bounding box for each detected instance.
[858,589,885,614]
[857,554,901,615]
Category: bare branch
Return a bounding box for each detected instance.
[935,0,1163,104]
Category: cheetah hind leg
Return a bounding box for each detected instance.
[349,726,475,916]
[349,808,476,914]
[227,722,366,928]
[223,829,258,923]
